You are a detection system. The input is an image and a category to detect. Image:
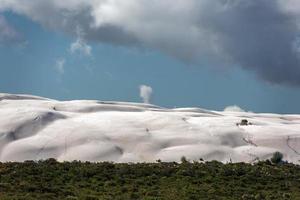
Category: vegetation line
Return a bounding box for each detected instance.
[0,157,298,199]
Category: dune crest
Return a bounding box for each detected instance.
[0,93,300,163]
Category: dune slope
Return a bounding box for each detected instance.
[0,93,300,163]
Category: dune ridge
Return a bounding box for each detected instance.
[0,93,299,163]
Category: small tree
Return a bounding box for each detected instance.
[44,158,57,164]
[271,152,283,164]
[181,156,188,163]
[240,119,248,126]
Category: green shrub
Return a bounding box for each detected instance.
[180,156,188,163]
[240,119,248,125]
[271,152,283,164]
[0,159,300,199]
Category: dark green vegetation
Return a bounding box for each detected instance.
[0,159,300,200]
[271,152,284,164]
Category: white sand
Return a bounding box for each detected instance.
[0,93,300,163]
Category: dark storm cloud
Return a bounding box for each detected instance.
[199,1,300,85]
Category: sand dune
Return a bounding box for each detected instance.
[0,93,299,163]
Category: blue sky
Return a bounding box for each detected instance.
[1,7,300,114]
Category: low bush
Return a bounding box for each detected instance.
[271,151,284,164]
[0,159,299,199]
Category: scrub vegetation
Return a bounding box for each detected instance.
[0,156,299,200]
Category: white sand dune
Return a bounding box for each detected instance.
[0,93,300,163]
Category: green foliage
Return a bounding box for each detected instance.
[180,156,188,163]
[237,119,251,126]
[240,119,249,125]
[271,151,284,164]
[0,159,299,199]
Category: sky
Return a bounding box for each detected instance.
[1,0,300,114]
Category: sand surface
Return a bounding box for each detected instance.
[0,93,299,163]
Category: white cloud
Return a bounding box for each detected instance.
[139,85,152,104]
[224,105,245,113]
[2,0,300,85]
[70,37,92,56]
[55,58,65,75]
[69,27,92,56]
